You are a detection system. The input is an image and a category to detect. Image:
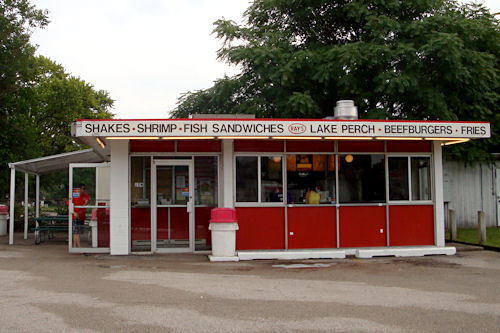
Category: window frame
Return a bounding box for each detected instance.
[387,154,433,204]
[234,153,286,207]
[337,153,387,204]
[234,151,434,206]
[284,152,338,206]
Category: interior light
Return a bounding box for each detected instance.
[272,136,322,140]
[161,136,215,140]
[96,137,106,149]
[345,154,354,163]
[272,156,282,163]
[424,137,468,141]
[217,136,269,139]
[375,137,423,140]
[105,137,159,140]
[324,137,373,140]
[441,139,471,145]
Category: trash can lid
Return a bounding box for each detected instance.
[210,208,237,223]
[0,205,8,214]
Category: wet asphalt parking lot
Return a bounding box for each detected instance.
[1,234,499,332]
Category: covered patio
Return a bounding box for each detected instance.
[7,149,106,244]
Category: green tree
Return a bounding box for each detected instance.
[172,0,499,161]
[29,56,114,156]
[0,55,114,198]
[1,0,49,198]
[0,0,48,104]
[0,0,114,198]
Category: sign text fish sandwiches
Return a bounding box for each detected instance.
[73,119,490,146]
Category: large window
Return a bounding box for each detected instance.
[338,154,385,203]
[235,156,258,202]
[286,154,336,204]
[235,156,283,203]
[388,157,409,200]
[261,156,283,202]
[235,153,431,205]
[194,156,218,206]
[411,157,431,200]
[130,156,151,207]
[388,156,431,201]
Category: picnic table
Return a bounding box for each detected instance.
[32,215,70,245]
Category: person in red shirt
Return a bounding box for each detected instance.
[72,183,89,247]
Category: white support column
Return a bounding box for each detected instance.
[24,173,29,240]
[35,174,40,218]
[9,167,15,245]
[109,140,130,255]
[433,141,445,247]
[222,139,234,208]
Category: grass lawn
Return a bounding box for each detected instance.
[446,227,500,247]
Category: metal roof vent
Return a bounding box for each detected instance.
[334,100,358,120]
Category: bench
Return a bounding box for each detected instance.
[32,224,69,244]
[32,216,71,245]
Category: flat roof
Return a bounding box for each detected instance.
[9,149,106,175]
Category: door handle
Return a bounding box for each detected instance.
[187,200,193,213]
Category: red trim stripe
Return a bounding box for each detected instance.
[76,118,489,124]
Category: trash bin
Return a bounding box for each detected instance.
[209,208,239,261]
[0,205,8,236]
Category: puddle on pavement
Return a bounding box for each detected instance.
[389,258,460,268]
[272,263,334,269]
[98,265,126,269]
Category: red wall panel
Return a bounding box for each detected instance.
[169,208,189,239]
[286,141,334,152]
[131,207,151,241]
[177,140,221,152]
[131,207,210,245]
[338,141,384,152]
[96,207,110,247]
[386,141,432,152]
[130,140,174,152]
[288,206,336,249]
[339,206,386,247]
[389,205,434,246]
[234,140,284,152]
[195,207,212,247]
[235,207,285,250]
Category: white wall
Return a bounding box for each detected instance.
[443,160,497,228]
[109,140,130,255]
[96,166,111,203]
[222,139,234,208]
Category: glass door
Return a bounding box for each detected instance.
[69,163,110,253]
[151,159,194,252]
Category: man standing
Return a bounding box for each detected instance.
[72,184,89,247]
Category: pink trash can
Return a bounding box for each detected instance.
[208,208,239,261]
[0,205,8,236]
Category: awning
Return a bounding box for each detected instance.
[7,148,108,245]
[8,149,107,175]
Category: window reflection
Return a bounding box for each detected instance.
[389,157,409,200]
[236,156,258,202]
[411,157,431,200]
[339,154,385,203]
[261,156,283,202]
[195,156,218,206]
[130,156,151,207]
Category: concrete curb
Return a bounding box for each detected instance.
[447,241,500,252]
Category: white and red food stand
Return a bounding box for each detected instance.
[59,115,490,260]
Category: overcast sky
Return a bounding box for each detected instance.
[31,0,500,119]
